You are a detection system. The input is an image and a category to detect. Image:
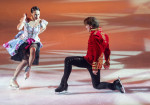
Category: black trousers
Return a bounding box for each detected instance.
[60,56,115,90]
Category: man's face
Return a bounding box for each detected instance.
[85,25,91,32]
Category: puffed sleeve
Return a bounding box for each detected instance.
[40,19,48,29]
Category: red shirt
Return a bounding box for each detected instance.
[84,27,110,65]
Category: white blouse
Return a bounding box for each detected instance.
[23,19,48,42]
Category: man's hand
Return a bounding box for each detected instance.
[103,61,110,70]
[92,62,98,75]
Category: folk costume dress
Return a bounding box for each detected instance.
[3,19,48,65]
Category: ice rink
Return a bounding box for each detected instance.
[0,0,150,105]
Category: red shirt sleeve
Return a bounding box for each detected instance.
[104,34,111,61]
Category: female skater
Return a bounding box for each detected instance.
[55,17,125,93]
[3,6,48,88]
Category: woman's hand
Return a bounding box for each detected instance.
[19,34,25,40]
[17,13,26,30]
[23,13,27,19]
[20,13,26,22]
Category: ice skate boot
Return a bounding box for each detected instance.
[24,66,30,80]
[9,79,19,89]
[55,84,68,94]
[114,77,125,93]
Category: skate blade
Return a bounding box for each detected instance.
[55,91,68,95]
[9,85,19,90]
[118,77,126,93]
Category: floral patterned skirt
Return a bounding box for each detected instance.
[3,38,24,56]
[3,38,41,65]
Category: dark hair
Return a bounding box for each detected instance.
[31,6,40,13]
[84,17,99,29]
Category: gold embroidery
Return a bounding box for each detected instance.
[101,32,106,41]
[97,53,104,69]
[90,28,101,31]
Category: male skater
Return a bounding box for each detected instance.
[55,17,125,93]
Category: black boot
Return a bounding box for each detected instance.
[113,77,125,93]
[55,84,68,93]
